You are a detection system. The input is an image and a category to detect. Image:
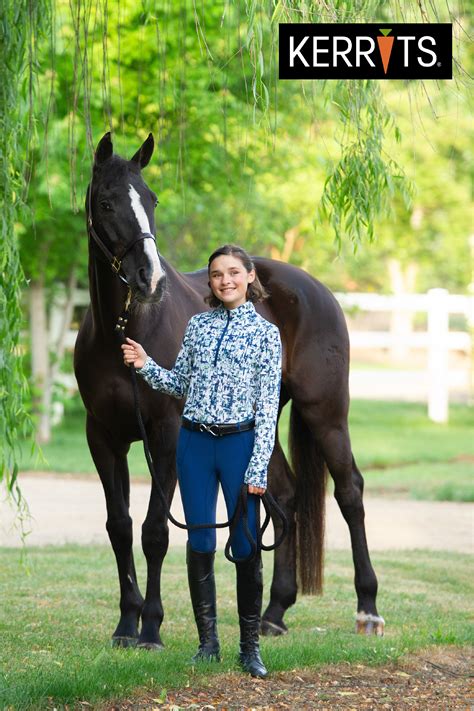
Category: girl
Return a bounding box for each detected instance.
[121,244,282,678]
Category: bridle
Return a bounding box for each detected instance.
[87,178,157,286]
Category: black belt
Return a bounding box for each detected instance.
[182,417,255,437]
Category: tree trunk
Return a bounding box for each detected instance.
[49,270,78,425]
[29,279,51,444]
[270,226,300,263]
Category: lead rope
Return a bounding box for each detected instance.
[116,292,288,563]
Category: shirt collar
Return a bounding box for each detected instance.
[215,300,255,320]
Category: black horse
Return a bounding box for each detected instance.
[74,132,384,649]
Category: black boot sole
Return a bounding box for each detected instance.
[239,654,268,678]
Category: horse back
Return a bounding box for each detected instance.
[252,258,350,408]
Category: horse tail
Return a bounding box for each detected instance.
[289,403,327,595]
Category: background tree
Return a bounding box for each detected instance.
[2,0,471,479]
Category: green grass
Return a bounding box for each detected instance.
[0,546,472,709]
[19,400,474,501]
[349,401,474,468]
[362,460,474,501]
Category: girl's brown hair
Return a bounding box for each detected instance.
[204,244,269,307]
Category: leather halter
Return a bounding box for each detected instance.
[87,179,157,286]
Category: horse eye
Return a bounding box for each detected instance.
[100,200,112,211]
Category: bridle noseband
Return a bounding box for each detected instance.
[87,180,157,286]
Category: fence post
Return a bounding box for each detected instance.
[49,285,67,347]
[427,288,449,423]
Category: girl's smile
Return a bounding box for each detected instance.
[209,254,256,310]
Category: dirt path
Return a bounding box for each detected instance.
[102,647,473,710]
[1,473,473,552]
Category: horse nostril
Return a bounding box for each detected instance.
[136,267,148,290]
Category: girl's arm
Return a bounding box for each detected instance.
[244,326,282,490]
[121,319,195,399]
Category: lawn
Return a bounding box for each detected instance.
[361,460,474,501]
[0,546,472,709]
[19,399,474,501]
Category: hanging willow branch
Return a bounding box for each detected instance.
[245,0,418,248]
[317,80,414,248]
[0,0,52,503]
[243,0,466,249]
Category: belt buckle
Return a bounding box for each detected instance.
[199,423,219,437]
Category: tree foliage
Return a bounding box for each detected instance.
[1,0,472,492]
[0,0,52,499]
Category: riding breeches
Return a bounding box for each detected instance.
[176,425,258,557]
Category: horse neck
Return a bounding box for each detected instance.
[88,252,204,342]
[88,254,129,339]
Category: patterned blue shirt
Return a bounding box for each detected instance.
[137,300,282,488]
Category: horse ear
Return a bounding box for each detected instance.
[130,133,154,169]
[94,132,113,166]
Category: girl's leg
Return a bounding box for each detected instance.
[177,428,218,553]
[176,427,220,661]
[216,428,258,560]
[216,429,268,678]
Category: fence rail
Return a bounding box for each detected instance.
[336,288,472,421]
[347,331,470,351]
[335,291,472,315]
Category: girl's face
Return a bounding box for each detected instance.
[209,254,255,310]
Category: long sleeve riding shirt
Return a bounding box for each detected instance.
[136,300,282,489]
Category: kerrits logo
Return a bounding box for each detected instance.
[279,24,452,80]
[377,29,394,74]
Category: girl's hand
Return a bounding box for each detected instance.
[121,337,148,369]
[248,484,266,496]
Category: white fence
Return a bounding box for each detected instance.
[335,289,472,422]
[57,288,472,423]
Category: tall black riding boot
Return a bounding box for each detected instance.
[186,542,221,662]
[235,554,268,678]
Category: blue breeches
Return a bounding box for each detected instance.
[176,426,258,557]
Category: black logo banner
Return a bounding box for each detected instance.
[279,24,452,80]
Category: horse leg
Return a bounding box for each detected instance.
[86,415,144,646]
[261,436,297,636]
[317,421,384,636]
[138,426,177,649]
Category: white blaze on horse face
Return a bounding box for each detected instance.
[128,184,163,293]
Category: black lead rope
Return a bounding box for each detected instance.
[116,311,288,563]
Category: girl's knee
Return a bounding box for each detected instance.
[188,530,216,554]
[231,540,252,559]
[230,520,256,559]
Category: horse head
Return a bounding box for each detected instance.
[87,132,166,303]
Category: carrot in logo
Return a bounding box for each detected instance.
[377,28,394,74]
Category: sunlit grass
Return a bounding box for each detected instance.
[0,546,472,709]
[361,460,474,501]
[19,400,474,501]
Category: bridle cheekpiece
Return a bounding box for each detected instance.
[87,177,157,287]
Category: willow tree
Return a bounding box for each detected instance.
[1,0,466,496]
[0,0,53,504]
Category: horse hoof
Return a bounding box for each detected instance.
[355,612,385,637]
[112,636,138,648]
[261,619,288,636]
[137,641,165,651]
